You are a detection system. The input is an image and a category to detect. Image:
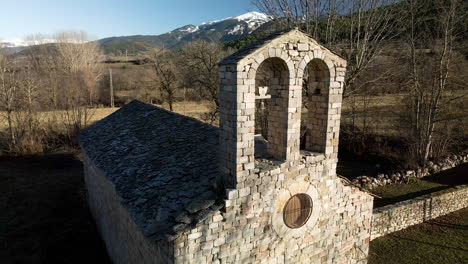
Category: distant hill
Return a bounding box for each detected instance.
[2,12,273,57]
[100,41,158,56]
[98,12,272,55]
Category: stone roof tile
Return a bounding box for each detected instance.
[79,100,221,241]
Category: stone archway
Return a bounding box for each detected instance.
[218,29,347,188]
[254,57,290,161]
[301,58,331,153]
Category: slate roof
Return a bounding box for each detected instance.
[79,100,222,241]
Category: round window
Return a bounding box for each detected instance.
[283,193,313,229]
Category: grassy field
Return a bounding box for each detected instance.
[0,101,211,131]
[0,108,119,132]
[372,163,468,207]
[369,207,468,264]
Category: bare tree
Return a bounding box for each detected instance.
[152,49,178,111]
[253,0,399,96]
[180,41,233,116]
[340,0,399,96]
[402,0,464,164]
[12,67,45,154]
[0,41,5,55]
[0,55,20,146]
[55,31,103,104]
[252,0,338,38]
[24,32,103,108]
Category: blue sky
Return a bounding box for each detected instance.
[1,0,257,41]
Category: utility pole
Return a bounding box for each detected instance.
[109,68,114,108]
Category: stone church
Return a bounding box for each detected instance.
[80,29,373,264]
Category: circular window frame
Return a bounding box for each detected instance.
[272,182,321,239]
[282,193,313,229]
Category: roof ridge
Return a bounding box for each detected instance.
[132,100,219,131]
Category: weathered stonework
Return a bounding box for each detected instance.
[173,154,373,263]
[353,154,468,189]
[84,153,174,263]
[218,29,347,188]
[371,185,468,240]
[81,29,374,264]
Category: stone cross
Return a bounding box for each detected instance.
[256,86,271,100]
[256,86,271,110]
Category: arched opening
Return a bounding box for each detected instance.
[254,57,290,161]
[301,59,330,153]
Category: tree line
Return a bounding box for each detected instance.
[252,0,467,167]
[0,31,103,154]
[0,32,234,155]
[1,0,467,169]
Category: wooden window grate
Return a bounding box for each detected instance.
[283,193,313,229]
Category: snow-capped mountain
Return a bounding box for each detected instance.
[0,40,28,48]
[98,12,272,54]
[0,38,57,48]
[0,40,30,54]
[200,11,270,33]
[232,11,271,32]
[172,25,199,34]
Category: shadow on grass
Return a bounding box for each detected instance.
[372,163,468,207]
[373,186,448,207]
[387,233,468,252]
[424,163,468,186]
[0,153,110,264]
[369,208,468,264]
[428,221,468,231]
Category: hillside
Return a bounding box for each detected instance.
[100,41,158,56]
[98,12,271,54]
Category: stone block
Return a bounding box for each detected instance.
[298,43,309,51]
[239,187,251,198]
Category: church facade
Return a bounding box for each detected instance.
[80,29,373,264]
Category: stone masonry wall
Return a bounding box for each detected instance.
[198,30,374,263]
[83,153,174,264]
[173,154,373,264]
[83,30,374,264]
[371,185,468,240]
[218,29,347,190]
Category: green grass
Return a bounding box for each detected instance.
[372,163,468,207]
[369,208,468,264]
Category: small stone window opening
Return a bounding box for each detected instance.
[283,193,313,229]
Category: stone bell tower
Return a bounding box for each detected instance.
[218,29,347,190]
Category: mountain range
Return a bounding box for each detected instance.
[1,12,272,56]
[98,12,272,55]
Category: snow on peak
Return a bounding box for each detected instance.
[233,12,271,32]
[235,11,270,22]
[1,38,58,48]
[1,39,28,48]
[167,11,270,36]
[202,11,270,26]
[173,25,199,33]
[228,25,245,35]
